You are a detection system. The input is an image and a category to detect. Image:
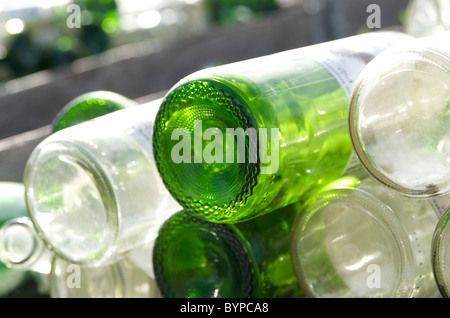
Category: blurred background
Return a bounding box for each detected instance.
[0,0,445,297]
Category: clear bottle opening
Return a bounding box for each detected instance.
[0,218,36,266]
[24,139,118,264]
[349,46,450,198]
[291,188,414,298]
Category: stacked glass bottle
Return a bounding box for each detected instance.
[347,31,450,297]
[51,90,137,132]
[0,182,32,297]
[0,216,161,298]
[152,31,413,224]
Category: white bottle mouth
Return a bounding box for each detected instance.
[292,187,415,298]
[349,43,450,198]
[24,136,118,265]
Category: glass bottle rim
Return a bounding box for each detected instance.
[24,137,119,266]
[348,43,450,199]
[291,186,415,298]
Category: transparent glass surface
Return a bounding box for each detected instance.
[349,32,450,198]
[153,205,305,298]
[292,177,440,298]
[51,90,137,132]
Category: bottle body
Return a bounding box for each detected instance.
[24,99,182,266]
[152,31,413,223]
[152,204,305,298]
[291,176,441,298]
[349,31,450,198]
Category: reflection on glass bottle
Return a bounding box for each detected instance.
[0,217,161,298]
[24,99,181,267]
[349,31,450,198]
[152,31,412,224]
[0,182,32,297]
[291,175,441,298]
[51,91,138,132]
[152,204,305,298]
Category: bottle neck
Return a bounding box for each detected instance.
[235,203,304,297]
[292,176,440,298]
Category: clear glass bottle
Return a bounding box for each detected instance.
[24,99,182,267]
[0,216,161,298]
[152,31,413,224]
[49,256,162,298]
[291,175,441,298]
[0,182,32,297]
[152,203,305,298]
[348,31,450,199]
[51,91,138,132]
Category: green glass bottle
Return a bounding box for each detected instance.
[51,91,137,132]
[152,31,413,224]
[0,217,162,298]
[152,203,304,298]
[0,182,31,297]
